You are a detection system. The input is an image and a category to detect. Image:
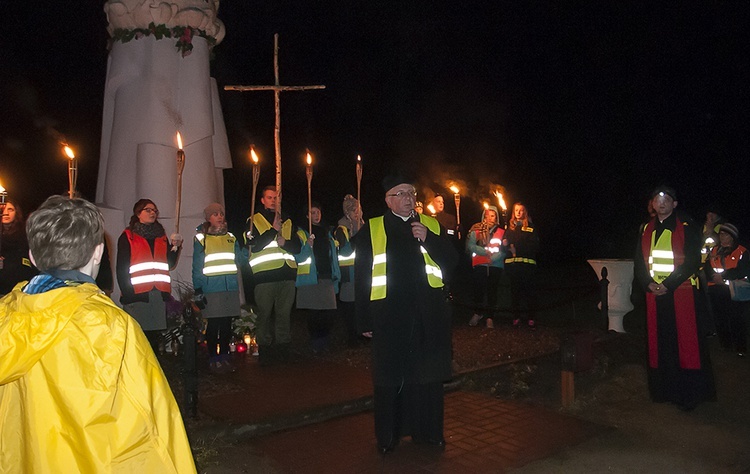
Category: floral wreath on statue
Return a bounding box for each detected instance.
[108,22,217,58]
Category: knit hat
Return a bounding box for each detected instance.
[483,205,500,220]
[342,194,360,215]
[719,223,739,241]
[204,202,225,221]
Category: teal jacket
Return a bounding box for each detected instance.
[192,227,248,295]
[295,229,341,290]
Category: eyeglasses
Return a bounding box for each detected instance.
[386,190,417,199]
[141,207,159,214]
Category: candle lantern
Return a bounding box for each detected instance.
[305,151,313,235]
[63,145,77,199]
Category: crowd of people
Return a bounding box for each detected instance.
[1,181,747,463]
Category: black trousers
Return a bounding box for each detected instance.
[206,316,233,356]
[506,262,537,321]
[471,265,503,316]
[373,382,444,447]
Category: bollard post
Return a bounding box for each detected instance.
[182,304,198,418]
[561,336,577,408]
[560,332,594,408]
[600,266,609,327]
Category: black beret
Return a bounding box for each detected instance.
[382,172,413,193]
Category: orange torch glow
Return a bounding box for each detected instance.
[493,191,507,211]
[63,146,75,160]
[250,146,259,164]
[176,132,183,150]
[483,202,489,210]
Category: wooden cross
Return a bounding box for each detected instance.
[225,34,325,221]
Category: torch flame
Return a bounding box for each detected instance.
[449,185,459,194]
[483,202,489,210]
[306,152,312,165]
[427,203,436,215]
[250,146,259,164]
[63,146,75,160]
[176,132,183,150]
[0,182,5,193]
[493,191,507,211]
[357,154,361,162]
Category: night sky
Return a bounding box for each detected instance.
[2,2,749,263]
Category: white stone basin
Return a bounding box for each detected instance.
[587,259,634,333]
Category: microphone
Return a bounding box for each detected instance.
[408,210,422,242]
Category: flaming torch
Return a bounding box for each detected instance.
[427,203,436,216]
[0,180,5,268]
[356,155,362,203]
[248,146,260,234]
[174,132,186,251]
[305,150,313,235]
[450,185,461,239]
[63,145,77,199]
[493,190,508,219]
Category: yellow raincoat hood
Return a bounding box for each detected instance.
[0,282,196,473]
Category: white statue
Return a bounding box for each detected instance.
[98,0,230,303]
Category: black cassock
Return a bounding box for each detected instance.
[355,211,458,447]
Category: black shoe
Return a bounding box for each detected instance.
[378,440,398,455]
[413,437,446,450]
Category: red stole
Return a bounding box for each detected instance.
[641,217,701,370]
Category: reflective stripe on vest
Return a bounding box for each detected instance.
[196,232,238,276]
[709,245,747,283]
[472,227,504,267]
[649,232,675,282]
[369,214,444,301]
[336,225,356,267]
[504,257,537,265]
[125,229,171,293]
[296,230,312,276]
[248,214,297,272]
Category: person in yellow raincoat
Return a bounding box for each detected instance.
[0,196,196,473]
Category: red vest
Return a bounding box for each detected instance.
[471,226,505,267]
[708,245,746,280]
[125,229,171,294]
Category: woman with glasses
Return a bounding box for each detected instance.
[116,199,183,351]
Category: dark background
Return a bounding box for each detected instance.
[2,2,749,264]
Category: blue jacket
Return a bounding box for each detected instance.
[192,228,247,295]
[295,229,341,290]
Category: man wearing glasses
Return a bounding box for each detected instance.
[354,173,458,454]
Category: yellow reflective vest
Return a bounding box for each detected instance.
[369,214,444,300]
[0,283,196,473]
[248,213,297,273]
[196,232,239,276]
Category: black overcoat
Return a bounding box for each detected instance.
[354,211,458,386]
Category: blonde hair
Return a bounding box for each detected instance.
[508,202,531,231]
